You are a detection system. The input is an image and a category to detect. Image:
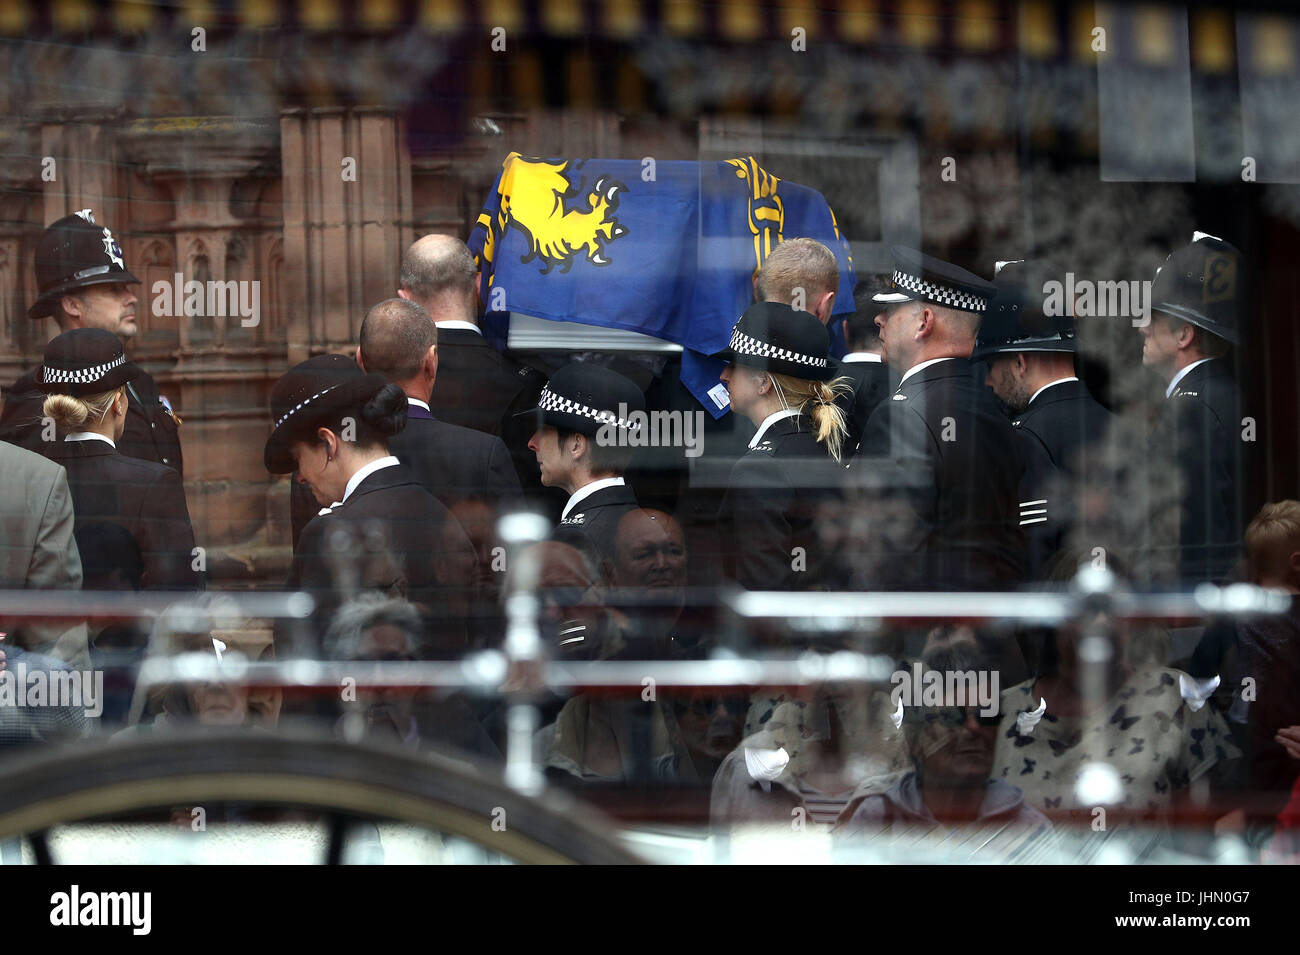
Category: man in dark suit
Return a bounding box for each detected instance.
[0,211,184,476]
[520,363,645,581]
[852,247,1028,590]
[356,298,522,513]
[973,260,1113,578]
[355,297,523,648]
[397,234,545,455]
[1140,233,1253,584]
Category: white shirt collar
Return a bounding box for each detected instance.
[435,320,481,335]
[407,397,431,412]
[1027,376,1079,407]
[341,455,400,505]
[899,356,958,386]
[64,432,116,448]
[748,408,801,449]
[841,352,883,363]
[562,476,625,520]
[1166,358,1214,398]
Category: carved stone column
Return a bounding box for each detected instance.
[280,107,414,364]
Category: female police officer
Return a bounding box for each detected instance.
[714,302,851,591]
[39,328,199,592]
[264,354,474,658]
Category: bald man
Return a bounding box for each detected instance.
[398,234,546,439]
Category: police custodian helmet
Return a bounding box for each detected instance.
[28,209,140,320]
[971,260,1076,361]
[1150,232,1242,346]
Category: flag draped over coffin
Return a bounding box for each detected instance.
[469,152,856,418]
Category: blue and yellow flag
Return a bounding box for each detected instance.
[469,153,855,417]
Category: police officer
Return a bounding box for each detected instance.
[38,328,199,592]
[1141,233,1252,583]
[973,260,1113,577]
[521,362,644,583]
[266,354,475,658]
[754,238,886,457]
[0,210,183,475]
[853,246,1028,590]
[714,301,850,591]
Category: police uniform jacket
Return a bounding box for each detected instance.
[46,439,199,591]
[552,481,640,580]
[719,412,843,591]
[1012,378,1113,578]
[1163,358,1249,583]
[2,366,184,477]
[855,358,1028,590]
[287,462,475,657]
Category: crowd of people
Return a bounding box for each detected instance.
[1,206,1298,860]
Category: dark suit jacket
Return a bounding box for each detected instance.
[46,439,199,591]
[290,408,524,550]
[834,357,892,458]
[430,327,543,435]
[719,413,845,591]
[1012,378,1114,579]
[387,408,521,510]
[2,365,184,477]
[287,463,475,658]
[855,358,1028,590]
[552,481,640,581]
[1164,358,1250,583]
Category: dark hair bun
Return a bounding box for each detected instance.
[359,383,408,437]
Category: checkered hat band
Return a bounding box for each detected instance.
[539,386,641,430]
[728,327,828,369]
[43,353,125,386]
[893,270,989,313]
[275,383,342,429]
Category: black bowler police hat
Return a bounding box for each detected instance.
[1150,232,1242,346]
[264,354,394,474]
[518,362,646,438]
[37,328,142,397]
[970,260,1076,361]
[28,210,140,320]
[872,245,996,314]
[713,301,833,381]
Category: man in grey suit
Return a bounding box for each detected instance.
[0,441,88,666]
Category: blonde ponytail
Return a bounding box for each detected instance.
[770,372,853,462]
[41,387,121,434]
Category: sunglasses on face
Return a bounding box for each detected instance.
[902,705,1001,728]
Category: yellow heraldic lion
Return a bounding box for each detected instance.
[497,152,629,273]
